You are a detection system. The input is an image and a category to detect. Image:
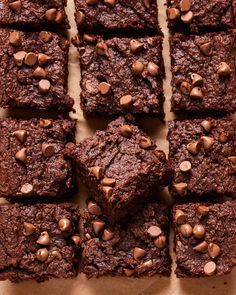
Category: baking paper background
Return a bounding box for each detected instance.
[0,1,236,294]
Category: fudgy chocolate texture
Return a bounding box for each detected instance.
[0,118,76,199]
[166,0,234,33]
[75,0,161,34]
[168,118,236,198]
[0,0,69,28]
[66,117,171,221]
[82,201,171,278]
[75,35,165,117]
[170,33,236,114]
[0,203,80,283]
[173,201,236,278]
[0,29,74,111]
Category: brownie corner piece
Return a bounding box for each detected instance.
[0,117,76,199]
[168,117,236,198]
[166,0,234,33]
[82,200,171,278]
[0,203,81,282]
[170,32,236,114]
[0,28,73,111]
[173,201,236,278]
[75,0,161,34]
[66,117,171,221]
[76,35,165,117]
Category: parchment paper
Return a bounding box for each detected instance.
[0,1,236,294]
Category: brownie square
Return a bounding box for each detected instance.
[66,117,171,221]
[0,0,69,28]
[0,203,81,282]
[166,0,234,33]
[82,200,171,278]
[168,118,236,198]
[173,201,236,277]
[170,33,236,114]
[75,0,161,34]
[75,35,165,117]
[0,118,76,199]
[0,29,74,111]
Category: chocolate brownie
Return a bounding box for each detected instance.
[74,35,165,117]
[170,33,236,114]
[166,0,234,33]
[75,0,161,34]
[0,203,80,282]
[66,117,171,221]
[0,0,69,28]
[0,29,74,111]
[0,118,76,199]
[168,118,236,198]
[173,201,236,277]
[82,200,171,278]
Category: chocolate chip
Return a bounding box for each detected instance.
[13,129,27,143]
[173,183,188,196]
[101,178,116,187]
[143,0,151,9]
[186,141,201,154]
[124,268,135,277]
[86,0,99,5]
[102,186,113,198]
[120,125,133,138]
[201,120,212,132]
[204,261,216,276]
[179,224,193,237]
[58,218,72,232]
[83,34,96,43]
[147,225,162,238]
[42,143,55,157]
[85,233,91,240]
[75,11,86,25]
[96,41,109,57]
[55,11,65,23]
[104,0,116,7]
[196,205,209,218]
[174,209,187,224]
[120,95,133,108]
[23,222,36,236]
[133,247,147,260]
[193,241,208,252]
[178,0,191,11]
[33,67,47,79]
[141,259,153,270]
[92,220,105,234]
[45,8,57,21]
[191,73,203,86]
[200,42,213,56]
[154,235,166,249]
[39,79,51,94]
[139,137,152,149]
[87,201,102,215]
[179,160,191,172]
[167,8,180,20]
[98,82,111,95]
[24,52,37,67]
[15,148,27,163]
[36,248,49,262]
[217,62,231,76]
[20,183,33,195]
[132,61,144,75]
[71,235,81,245]
[38,53,51,66]
[39,119,52,128]
[193,224,205,239]
[190,87,203,99]
[181,10,194,23]
[201,136,214,150]
[208,243,220,259]
[9,0,21,13]
[51,250,62,260]
[89,166,104,180]
[37,231,50,245]
[102,229,114,241]
[13,51,26,66]
[147,62,159,76]
[228,156,236,168]
[39,31,53,43]
[9,31,21,46]
[219,134,228,143]
[180,81,191,95]
[130,40,144,53]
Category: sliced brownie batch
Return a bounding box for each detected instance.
[0,0,234,285]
